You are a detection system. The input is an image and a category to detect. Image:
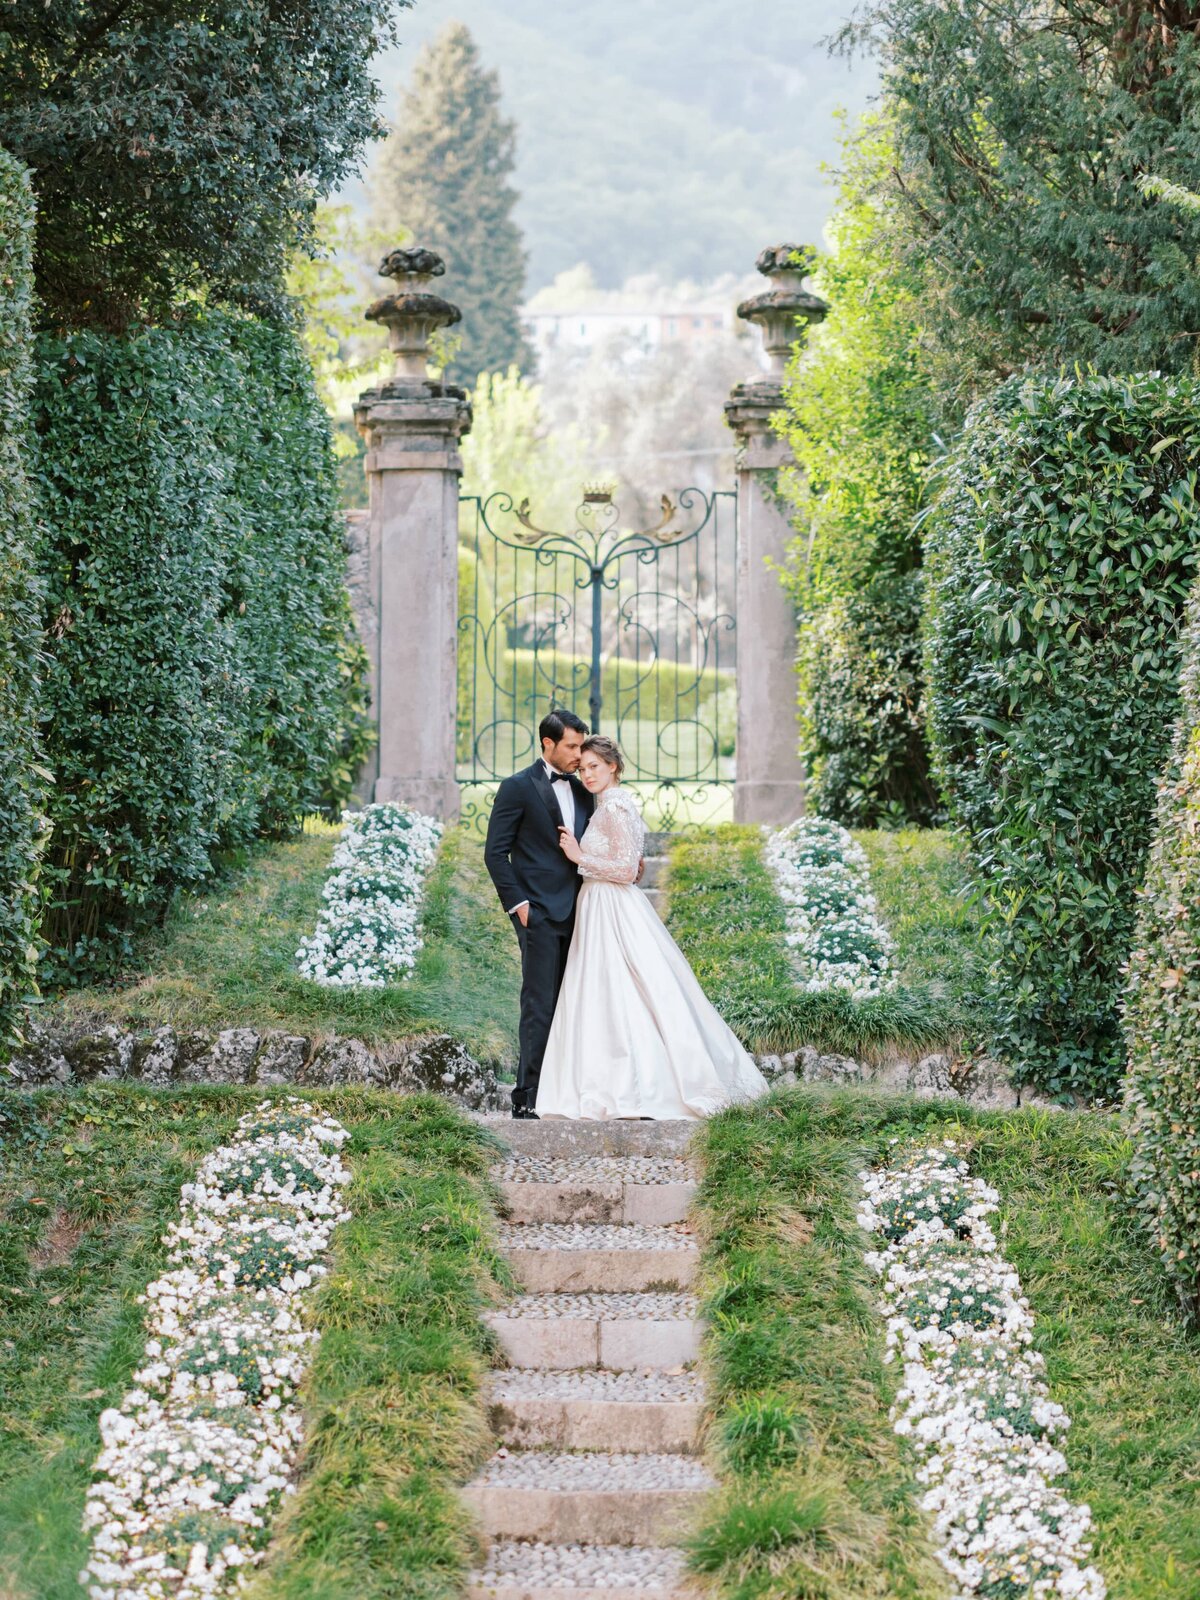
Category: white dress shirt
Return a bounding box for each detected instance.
[506,762,576,916]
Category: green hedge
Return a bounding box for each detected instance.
[32,312,367,982]
[925,371,1200,1100]
[0,151,44,1055]
[1125,577,1200,1322]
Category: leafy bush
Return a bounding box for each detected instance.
[0,0,398,329]
[778,119,941,827]
[924,371,1200,1100]
[1124,578,1200,1324]
[0,150,45,1056]
[795,572,939,828]
[32,312,366,981]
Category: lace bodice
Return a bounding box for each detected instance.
[578,786,645,885]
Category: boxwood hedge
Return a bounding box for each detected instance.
[0,150,45,1055]
[31,311,368,982]
[1124,577,1200,1322]
[924,371,1200,1100]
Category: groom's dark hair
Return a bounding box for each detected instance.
[539,708,588,745]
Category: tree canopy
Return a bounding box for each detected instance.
[371,22,531,384]
[0,0,401,329]
[839,0,1200,406]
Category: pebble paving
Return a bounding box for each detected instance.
[475,1541,687,1590]
[494,1155,693,1186]
[497,1222,695,1252]
[488,1369,703,1403]
[468,1129,706,1597]
[474,1450,715,1491]
[488,1292,699,1321]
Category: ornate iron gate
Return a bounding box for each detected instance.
[456,484,737,834]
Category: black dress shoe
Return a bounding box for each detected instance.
[511,1106,540,1120]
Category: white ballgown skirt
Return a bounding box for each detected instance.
[534,880,770,1121]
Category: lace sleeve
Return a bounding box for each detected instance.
[578,793,644,884]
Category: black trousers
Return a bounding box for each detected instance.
[512,908,576,1110]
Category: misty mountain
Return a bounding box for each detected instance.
[355,0,878,291]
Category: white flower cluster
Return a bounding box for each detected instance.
[80,1100,352,1600]
[296,802,443,987]
[764,816,896,997]
[859,1144,1105,1600]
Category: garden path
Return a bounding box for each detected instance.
[464,1116,706,1599]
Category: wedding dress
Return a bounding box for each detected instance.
[535,786,770,1120]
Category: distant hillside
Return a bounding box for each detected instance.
[354,0,878,290]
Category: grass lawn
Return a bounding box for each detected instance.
[0,1084,508,1600]
[41,823,522,1067]
[665,824,985,1059]
[690,1089,1200,1600]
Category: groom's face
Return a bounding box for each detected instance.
[543,730,584,772]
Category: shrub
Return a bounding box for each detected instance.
[1124,578,1200,1323]
[924,370,1200,1100]
[32,312,364,981]
[779,118,941,828]
[0,150,45,1056]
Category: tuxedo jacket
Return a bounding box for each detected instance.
[484,761,595,926]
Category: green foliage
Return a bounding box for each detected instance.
[41,825,522,1070]
[690,1091,947,1598]
[0,1085,504,1600]
[1125,578,1200,1323]
[841,1,1200,406]
[31,312,366,982]
[0,1,400,330]
[0,151,46,1059]
[924,370,1200,1101]
[372,24,530,385]
[665,825,980,1058]
[778,120,941,827]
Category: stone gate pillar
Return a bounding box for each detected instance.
[725,245,827,826]
[352,249,472,819]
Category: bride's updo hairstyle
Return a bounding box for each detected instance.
[581,734,624,779]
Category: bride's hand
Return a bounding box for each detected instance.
[557,825,583,864]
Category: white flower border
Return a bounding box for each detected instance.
[859,1143,1105,1599]
[80,1100,352,1600]
[764,815,896,997]
[296,801,443,987]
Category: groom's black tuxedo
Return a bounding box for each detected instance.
[484,761,595,1113]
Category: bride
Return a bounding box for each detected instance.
[533,734,769,1121]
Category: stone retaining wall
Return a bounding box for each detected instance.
[3,1023,1066,1113]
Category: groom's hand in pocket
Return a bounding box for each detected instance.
[510,901,530,927]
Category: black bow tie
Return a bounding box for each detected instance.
[549,771,571,784]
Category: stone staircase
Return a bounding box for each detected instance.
[638,830,671,917]
[465,1119,707,1599]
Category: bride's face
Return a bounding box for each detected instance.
[578,750,617,793]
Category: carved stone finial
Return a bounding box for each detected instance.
[736,243,828,378]
[366,246,461,383]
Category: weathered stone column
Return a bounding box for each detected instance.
[725,245,828,826]
[352,248,472,819]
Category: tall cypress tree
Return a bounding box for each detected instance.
[373,22,531,384]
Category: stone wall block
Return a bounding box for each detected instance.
[133,1026,179,1086]
[254,1032,310,1085]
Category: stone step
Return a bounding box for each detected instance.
[638,854,666,890]
[497,1222,698,1293]
[488,1369,705,1454]
[643,831,675,854]
[467,1541,693,1600]
[486,1293,701,1371]
[495,1155,695,1226]
[462,1451,714,1546]
[485,1119,696,1159]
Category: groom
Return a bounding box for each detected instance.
[484,709,595,1118]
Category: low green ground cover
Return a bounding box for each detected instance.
[666,825,984,1058]
[0,1084,506,1600]
[691,1089,1200,1600]
[41,824,521,1066]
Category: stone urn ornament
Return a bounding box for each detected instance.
[365,246,463,384]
